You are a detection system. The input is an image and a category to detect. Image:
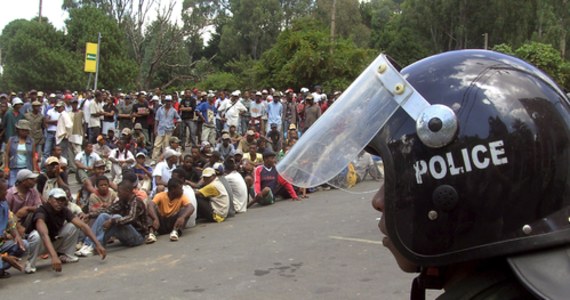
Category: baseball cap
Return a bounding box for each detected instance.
[246,130,255,136]
[122,128,132,136]
[262,149,276,159]
[213,162,224,174]
[200,91,207,97]
[201,167,216,178]
[169,136,180,144]
[32,100,42,106]
[45,156,60,165]
[48,188,67,199]
[55,101,65,107]
[164,95,173,101]
[221,133,230,139]
[64,94,73,100]
[93,160,106,168]
[49,93,56,98]
[136,152,146,158]
[231,91,240,97]
[16,169,39,182]
[12,97,23,106]
[289,123,297,130]
[235,148,243,156]
[134,123,143,130]
[164,149,181,159]
[255,91,262,96]
[262,89,268,94]
[151,95,159,101]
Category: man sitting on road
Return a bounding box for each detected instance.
[0,179,28,278]
[171,169,198,229]
[25,188,106,274]
[243,144,264,166]
[249,149,299,207]
[7,170,42,229]
[75,181,147,256]
[148,178,194,242]
[153,149,180,194]
[195,167,229,223]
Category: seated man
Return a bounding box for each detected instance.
[215,133,236,160]
[132,152,153,194]
[7,170,42,229]
[37,156,69,201]
[243,144,263,166]
[171,169,198,229]
[0,179,28,278]
[195,168,229,223]
[223,157,249,213]
[181,154,201,188]
[78,160,117,209]
[249,149,299,207]
[152,149,180,194]
[88,176,117,213]
[25,188,106,274]
[148,178,194,242]
[74,141,102,186]
[75,181,147,256]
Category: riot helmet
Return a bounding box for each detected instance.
[278,50,570,298]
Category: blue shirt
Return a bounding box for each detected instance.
[266,101,283,126]
[197,102,217,126]
[154,106,181,135]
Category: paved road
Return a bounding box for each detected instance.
[0,180,435,299]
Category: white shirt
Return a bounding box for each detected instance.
[224,171,248,213]
[219,99,247,127]
[82,98,91,124]
[152,161,176,189]
[88,100,104,128]
[46,109,60,132]
[182,185,198,228]
[55,110,73,144]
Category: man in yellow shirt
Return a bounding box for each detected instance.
[195,168,229,223]
[148,178,194,241]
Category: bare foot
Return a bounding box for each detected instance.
[2,255,24,272]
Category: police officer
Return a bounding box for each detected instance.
[278,50,570,299]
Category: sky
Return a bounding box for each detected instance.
[0,0,185,33]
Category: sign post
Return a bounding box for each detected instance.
[84,32,101,90]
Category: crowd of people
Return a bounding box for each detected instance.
[0,86,381,277]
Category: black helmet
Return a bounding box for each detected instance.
[278,50,570,297]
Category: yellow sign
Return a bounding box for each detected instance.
[84,42,98,73]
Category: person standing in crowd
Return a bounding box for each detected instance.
[249,92,265,134]
[195,168,229,223]
[282,89,298,139]
[152,95,181,162]
[88,91,104,144]
[102,96,117,136]
[55,101,73,173]
[4,98,24,145]
[266,93,283,133]
[25,188,106,274]
[302,95,321,133]
[5,120,38,187]
[43,96,60,159]
[69,98,85,174]
[0,179,28,278]
[25,100,45,155]
[148,178,194,242]
[117,95,134,131]
[197,93,218,146]
[179,89,198,151]
[239,91,252,135]
[219,91,247,132]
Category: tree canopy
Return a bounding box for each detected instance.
[0,0,568,92]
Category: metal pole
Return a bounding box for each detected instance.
[39,0,43,23]
[94,32,101,90]
[483,33,488,50]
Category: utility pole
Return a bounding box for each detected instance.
[330,0,337,54]
[94,33,101,90]
[483,33,488,50]
[39,0,43,23]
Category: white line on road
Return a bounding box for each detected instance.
[329,236,383,245]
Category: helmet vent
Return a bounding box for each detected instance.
[432,185,458,212]
[417,105,458,148]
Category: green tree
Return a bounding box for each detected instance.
[0,19,82,91]
[65,7,138,90]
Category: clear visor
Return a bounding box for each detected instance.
[277,54,427,188]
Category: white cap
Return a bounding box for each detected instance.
[151,95,160,101]
[12,97,23,105]
[231,91,240,97]
[164,95,173,101]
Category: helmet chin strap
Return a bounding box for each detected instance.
[411,267,447,300]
